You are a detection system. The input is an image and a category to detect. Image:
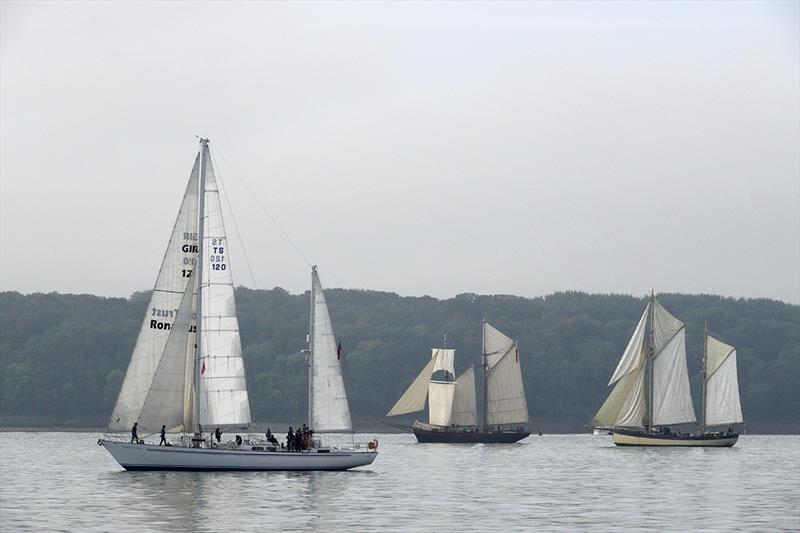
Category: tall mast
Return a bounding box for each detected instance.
[481,319,488,432]
[647,290,655,432]
[193,138,208,434]
[701,320,708,434]
[308,266,316,431]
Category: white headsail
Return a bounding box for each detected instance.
[450,366,477,427]
[108,155,200,433]
[197,146,251,429]
[705,335,743,426]
[484,323,529,426]
[310,267,353,432]
[651,302,696,426]
[592,304,649,428]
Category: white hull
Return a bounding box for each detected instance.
[99,440,377,471]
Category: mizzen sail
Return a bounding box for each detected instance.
[484,323,529,426]
[705,335,743,426]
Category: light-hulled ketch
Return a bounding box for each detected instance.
[98,139,376,470]
[592,293,743,447]
[386,321,530,443]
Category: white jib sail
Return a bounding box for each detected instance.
[311,268,353,432]
[593,306,648,427]
[108,155,200,433]
[450,366,477,427]
[484,323,529,426]
[705,335,743,426]
[197,147,251,428]
[386,357,437,417]
[652,326,697,426]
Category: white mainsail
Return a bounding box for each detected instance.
[592,305,649,428]
[310,267,353,432]
[484,323,529,426]
[450,366,477,427]
[705,335,743,426]
[108,156,200,433]
[197,146,251,428]
[651,303,696,426]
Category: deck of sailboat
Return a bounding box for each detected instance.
[99,439,377,471]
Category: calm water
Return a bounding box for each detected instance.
[1,432,798,532]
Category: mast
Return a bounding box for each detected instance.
[193,138,208,435]
[481,319,488,432]
[647,290,655,432]
[701,320,708,434]
[308,265,316,431]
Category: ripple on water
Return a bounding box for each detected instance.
[0,433,798,532]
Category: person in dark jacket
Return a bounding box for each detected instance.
[287,427,295,452]
[130,422,138,443]
[214,428,222,444]
[159,425,167,446]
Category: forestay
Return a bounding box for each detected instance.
[705,335,743,426]
[108,156,200,433]
[450,366,477,427]
[310,268,353,432]
[197,146,251,429]
[484,323,529,426]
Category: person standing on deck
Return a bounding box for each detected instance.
[287,427,294,452]
[159,425,167,446]
[130,422,138,443]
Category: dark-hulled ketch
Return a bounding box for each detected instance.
[385,321,530,443]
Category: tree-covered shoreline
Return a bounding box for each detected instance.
[1,289,797,433]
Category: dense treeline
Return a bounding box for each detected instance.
[1,289,798,432]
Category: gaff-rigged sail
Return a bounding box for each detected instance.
[484,323,529,426]
[705,335,743,427]
[310,268,353,432]
[108,156,200,433]
[651,303,696,426]
[450,366,477,427]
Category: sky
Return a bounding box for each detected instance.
[1,1,798,303]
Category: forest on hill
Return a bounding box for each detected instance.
[0,289,797,432]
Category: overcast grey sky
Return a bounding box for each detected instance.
[1,1,798,303]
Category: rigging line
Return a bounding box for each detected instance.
[209,150,260,290]
[209,143,313,268]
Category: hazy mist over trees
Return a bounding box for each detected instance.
[0,288,797,432]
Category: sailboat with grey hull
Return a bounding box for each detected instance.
[386,321,530,444]
[591,293,742,447]
[98,139,376,470]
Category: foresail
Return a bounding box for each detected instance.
[450,366,477,426]
[311,269,352,432]
[197,147,251,428]
[652,327,697,426]
[137,280,196,433]
[108,155,200,432]
[428,381,455,426]
[386,357,436,417]
[705,336,743,426]
[608,304,649,385]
